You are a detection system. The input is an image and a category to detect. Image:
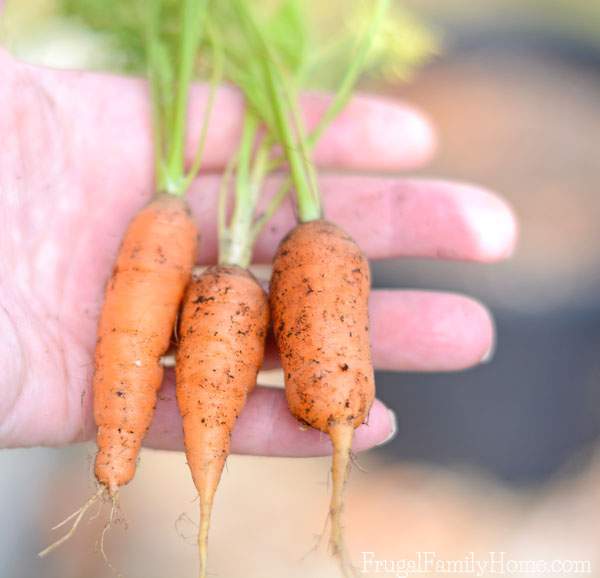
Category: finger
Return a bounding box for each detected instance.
[185,175,517,263]
[260,290,494,372]
[20,55,434,178]
[144,289,491,454]
[368,290,494,371]
[145,380,395,457]
[302,92,434,172]
[67,286,484,451]
[184,89,434,172]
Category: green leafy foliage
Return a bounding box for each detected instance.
[52,0,436,88]
[55,0,211,75]
[214,0,394,221]
[56,0,212,196]
[42,0,436,248]
[265,0,309,80]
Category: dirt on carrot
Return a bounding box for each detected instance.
[270,219,375,575]
[94,193,198,496]
[175,264,269,578]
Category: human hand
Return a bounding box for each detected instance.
[0,49,516,456]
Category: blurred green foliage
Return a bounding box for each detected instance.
[2,0,438,88]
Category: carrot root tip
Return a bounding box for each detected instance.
[198,499,214,578]
[328,423,358,578]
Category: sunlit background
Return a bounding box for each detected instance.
[2,1,600,577]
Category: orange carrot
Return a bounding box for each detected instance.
[94,194,198,496]
[175,265,269,578]
[270,219,374,575]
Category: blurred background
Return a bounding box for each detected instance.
[2,1,600,577]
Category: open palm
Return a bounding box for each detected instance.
[0,49,516,457]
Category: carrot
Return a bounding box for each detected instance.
[91,0,214,498]
[94,194,198,495]
[38,194,197,559]
[176,265,269,578]
[39,0,218,560]
[221,4,391,575]
[270,219,374,572]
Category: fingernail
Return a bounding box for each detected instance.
[461,189,517,261]
[377,409,397,447]
[480,340,496,364]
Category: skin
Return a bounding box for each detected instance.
[0,49,517,455]
[176,265,269,578]
[94,194,197,495]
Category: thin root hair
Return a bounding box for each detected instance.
[174,512,199,546]
[298,506,330,563]
[97,494,124,578]
[38,487,106,558]
[349,451,367,473]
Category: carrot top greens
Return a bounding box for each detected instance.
[145,0,209,196]
[213,0,399,225]
[55,0,219,197]
[16,0,436,253]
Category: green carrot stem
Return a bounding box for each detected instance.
[263,0,390,175]
[233,0,388,223]
[233,0,321,222]
[181,24,223,192]
[217,0,392,254]
[262,55,321,222]
[145,0,169,194]
[283,74,321,213]
[249,136,272,196]
[163,0,208,196]
[220,110,261,268]
[220,117,274,265]
[250,175,292,241]
[307,0,390,148]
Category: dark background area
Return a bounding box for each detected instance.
[373,6,600,484]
